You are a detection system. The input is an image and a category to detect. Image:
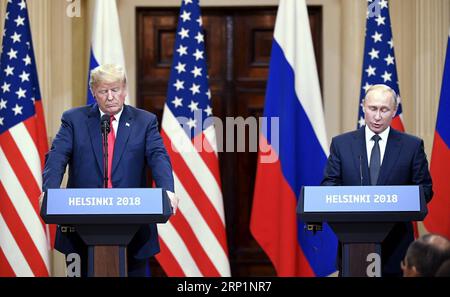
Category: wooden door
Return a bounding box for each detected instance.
[136,6,322,276]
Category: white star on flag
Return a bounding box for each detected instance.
[190,83,200,95]
[191,66,202,77]
[177,45,188,56]
[173,79,185,90]
[368,48,379,59]
[180,10,191,22]
[371,31,383,43]
[178,27,189,39]
[365,65,376,76]
[15,87,26,98]
[188,100,199,112]
[193,48,204,60]
[172,96,183,108]
[175,62,186,74]
[384,54,395,65]
[12,103,23,115]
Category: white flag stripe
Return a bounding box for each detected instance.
[158,220,203,276]
[174,172,230,276]
[9,123,42,186]
[162,105,225,224]
[91,0,125,67]
[203,125,218,156]
[0,214,34,276]
[0,148,50,268]
[273,0,328,156]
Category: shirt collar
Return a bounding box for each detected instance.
[99,105,124,122]
[365,125,390,142]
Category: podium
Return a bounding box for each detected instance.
[40,188,172,277]
[297,185,427,277]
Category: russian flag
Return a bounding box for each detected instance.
[424,29,450,239]
[250,0,337,276]
[86,0,126,104]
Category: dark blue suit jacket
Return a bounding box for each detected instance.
[321,127,433,275]
[43,104,174,259]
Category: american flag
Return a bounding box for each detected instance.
[358,0,405,131]
[156,0,231,276]
[0,0,51,276]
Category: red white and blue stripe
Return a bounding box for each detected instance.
[250,0,337,276]
[425,29,450,239]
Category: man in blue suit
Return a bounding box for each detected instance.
[42,64,176,276]
[321,84,433,276]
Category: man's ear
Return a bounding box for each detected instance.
[392,106,398,118]
[410,265,421,277]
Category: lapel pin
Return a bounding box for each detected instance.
[126,122,130,127]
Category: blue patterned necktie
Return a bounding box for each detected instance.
[370,134,381,185]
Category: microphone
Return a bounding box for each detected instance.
[359,155,363,186]
[100,114,111,188]
[101,114,111,135]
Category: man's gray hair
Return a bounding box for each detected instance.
[89,64,127,93]
[364,84,398,108]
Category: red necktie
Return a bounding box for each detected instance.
[107,116,116,188]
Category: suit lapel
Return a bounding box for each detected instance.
[86,104,103,174]
[377,128,402,185]
[351,127,371,185]
[112,105,133,175]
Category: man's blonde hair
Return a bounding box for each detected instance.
[364,84,398,108]
[89,64,127,92]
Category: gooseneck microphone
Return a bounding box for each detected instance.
[101,114,111,188]
[101,114,111,135]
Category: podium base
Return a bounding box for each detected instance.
[88,246,127,277]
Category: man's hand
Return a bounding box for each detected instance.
[38,192,45,211]
[166,190,179,214]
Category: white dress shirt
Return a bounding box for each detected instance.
[365,125,390,167]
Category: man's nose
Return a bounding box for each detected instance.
[107,90,114,100]
[374,110,382,119]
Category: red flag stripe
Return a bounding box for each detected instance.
[0,184,49,276]
[0,246,15,277]
[0,147,50,267]
[425,132,450,237]
[155,237,185,276]
[167,210,221,276]
[32,100,49,168]
[24,109,56,248]
[162,131,228,252]
[391,116,405,133]
[0,129,42,215]
[158,221,203,275]
[191,130,222,187]
[0,214,33,276]
[161,171,229,275]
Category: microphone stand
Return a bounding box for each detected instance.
[101,115,111,189]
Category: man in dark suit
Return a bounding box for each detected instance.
[42,64,177,276]
[321,84,433,276]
